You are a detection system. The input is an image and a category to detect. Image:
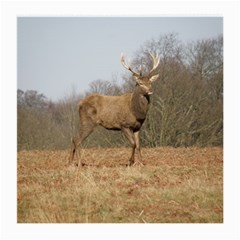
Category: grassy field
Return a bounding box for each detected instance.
[17,147,223,223]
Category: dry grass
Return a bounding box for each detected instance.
[17,147,223,223]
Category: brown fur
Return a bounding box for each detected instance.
[69,54,160,167]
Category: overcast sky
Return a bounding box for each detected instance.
[17,17,223,101]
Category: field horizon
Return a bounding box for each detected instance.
[17,147,223,223]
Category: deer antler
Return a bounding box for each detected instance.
[149,52,160,75]
[121,53,141,77]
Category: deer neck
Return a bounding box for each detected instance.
[131,86,150,121]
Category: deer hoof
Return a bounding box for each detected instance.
[128,159,134,166]
[133,161,144,167]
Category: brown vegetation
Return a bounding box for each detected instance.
[17,33,223,223]
[17,147,223,223]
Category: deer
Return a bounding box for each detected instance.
[69,52,160,167]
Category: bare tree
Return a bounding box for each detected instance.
[86,79,122,96]
[69,53,160,167]
[17,35,223,151]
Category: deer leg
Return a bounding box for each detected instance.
[122,127,136,166]
[69,136,78,165]
[69,136,83,167]
[134,131,144,166]
[69,124,95,167]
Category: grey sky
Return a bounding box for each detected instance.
[17,17,223,101]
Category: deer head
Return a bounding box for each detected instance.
[121,53,160,95]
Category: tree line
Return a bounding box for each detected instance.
[18,33,223,150]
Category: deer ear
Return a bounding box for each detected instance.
[133,75,140,82]
[135,78,142,85]
[149,74,159,82]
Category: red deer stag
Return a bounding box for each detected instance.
[69,53,160,167]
